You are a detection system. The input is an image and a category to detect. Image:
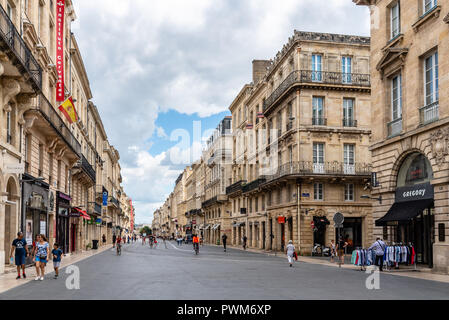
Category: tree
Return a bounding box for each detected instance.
[140,226,152,235]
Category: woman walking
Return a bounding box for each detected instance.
[33,234,49,281]
[330,240,337,263]
[286,240,296,267]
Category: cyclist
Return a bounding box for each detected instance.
[116,235,122,256]
[192,234,200,254]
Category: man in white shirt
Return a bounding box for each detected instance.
[369,237,386,271]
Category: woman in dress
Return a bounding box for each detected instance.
[34,234,50,281]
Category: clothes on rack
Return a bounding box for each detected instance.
[351,249,375,267]
[383,245,416,266]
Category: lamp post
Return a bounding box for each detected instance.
[361,195,382,204]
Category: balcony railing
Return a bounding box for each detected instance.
[262,161,371,183]
[0,4,42,91]
[388,118,402,137]
[76,154,96,183]
[242,178,267,193]
[343,119,358,127]
[312,117,327,126]
[226,180,247,195]
[263,70,370,113]
[110,196,119,208]
[420,101,439,125]
[35,95,81,156]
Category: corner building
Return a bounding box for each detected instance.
[354,0,449,272]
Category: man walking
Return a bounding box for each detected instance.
[112,233,117,248]
[222,234,228,252]
[242,235,248,250]
[369,237,387,272]
[10,232,28,279]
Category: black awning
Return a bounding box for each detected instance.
[375,199,434,226]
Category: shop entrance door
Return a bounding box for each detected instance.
[337,218,362,253]
[262,222,266,249]
[70,224,77,252]
[280,223,285,251]
[57,216,70,254]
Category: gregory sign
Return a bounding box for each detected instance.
[395,183,433,203]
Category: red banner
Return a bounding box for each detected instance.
[56,0,65,101]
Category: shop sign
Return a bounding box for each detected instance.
[395,183,433,203]
[25,220,33,245]
[277,216,286,224]
[56,0,65,101]
[4,163,24,174]
[103,191,108,206]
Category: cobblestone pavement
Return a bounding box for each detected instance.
[1,241,448,300]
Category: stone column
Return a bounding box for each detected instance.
[231,226,235,246]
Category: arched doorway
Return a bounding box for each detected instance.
[5,177,18,264]
[376,152,435,267]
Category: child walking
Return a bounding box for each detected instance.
[52,243,63,279]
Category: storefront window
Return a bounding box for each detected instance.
[397,153,433,187]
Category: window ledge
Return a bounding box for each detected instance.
[382,34,404,51]
[412,6,441,32]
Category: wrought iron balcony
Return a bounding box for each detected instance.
[242,178,267,193]
[387,118,402,137]
[263,70,370,114]
[75,154,96,183]
[226,180,247,195]
[420,101,439,125]
[35,95,81,156]
[110,196,120,208]
[343,118,358,127]
[262,161,371,183]
[0,4,42,91]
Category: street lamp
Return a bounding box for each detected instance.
[361,195,382,204]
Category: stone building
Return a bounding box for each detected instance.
[0,0,132,273]
[202,117,233,245]
[354,0,449,273]
[226,31,373,254]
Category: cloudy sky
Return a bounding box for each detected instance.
[71,0,370,224]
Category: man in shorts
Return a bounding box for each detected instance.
[10,232,28,279]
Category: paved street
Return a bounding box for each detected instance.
[1,241,449,300]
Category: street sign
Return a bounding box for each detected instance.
[4,163,25,174]
[302,193,310,198]
[333,212,344,225]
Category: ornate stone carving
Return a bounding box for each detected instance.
[16,93,35,125]
[429,128,449,167]
[2,78,21,109]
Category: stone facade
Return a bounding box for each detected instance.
[0,0,132,273]
[355,0,449,273]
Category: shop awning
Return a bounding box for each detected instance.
[204,224,211,230]
[74,208,90,221]
[375,199,434,226]
[213,224,221,230]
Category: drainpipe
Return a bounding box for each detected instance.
[297,179,301,253]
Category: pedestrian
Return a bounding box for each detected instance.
[177,235,183,246]
[369,237,387,272]
[337,236,348,266]
[51,243,63,279]
[33,234,49,281]
[112,233,117,248]
[330,240,337,263]
[242,235,248,250]
[163,236,167,249]
[286,240,295,267]
[10,232,28,279]
[102,234,106,246]
[222,234,228,252]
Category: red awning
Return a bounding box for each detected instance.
[74,208,91,220]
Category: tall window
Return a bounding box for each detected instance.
[425,51,439,106]
[312,97,324,125]
[343,98,355,127]
[424,0,437,14]
[314,183,323,201]
[392,74,402,121]
[344,144,355,174]
[342,57,352,83]
[345,184,354,201]
[6,3,13,20]
[312,54,322,82]
[313,143,325,174]
[390,2,400,39]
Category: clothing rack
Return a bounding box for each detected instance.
[383,243,417,271]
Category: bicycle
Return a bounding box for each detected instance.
[116,243,122,256]
[194,243,199,255]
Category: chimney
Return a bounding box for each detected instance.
[252,60,271,84]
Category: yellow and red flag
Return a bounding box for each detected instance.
[58,96,79,124]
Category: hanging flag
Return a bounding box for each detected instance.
[58,97,79,124]
[74,207,90,221]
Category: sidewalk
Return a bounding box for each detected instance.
[217,244,449,284]
[0,244,113,294]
